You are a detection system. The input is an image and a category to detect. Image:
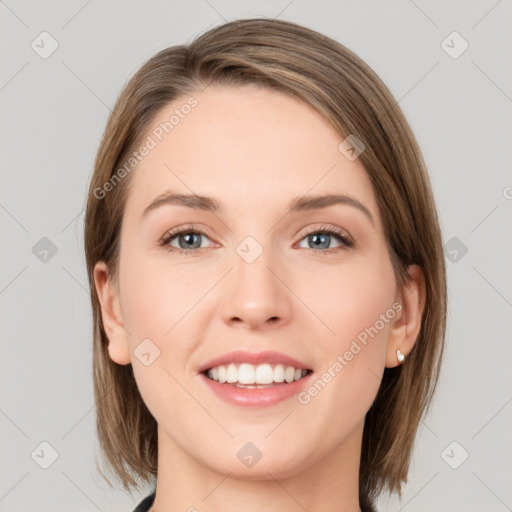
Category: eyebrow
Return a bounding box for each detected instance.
[141,191,374,225]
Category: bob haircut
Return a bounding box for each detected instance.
[84,17,446,507]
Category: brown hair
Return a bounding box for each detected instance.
[84,17,446,507]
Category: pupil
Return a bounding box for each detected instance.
[178,233,331,250]
[180,233,200,249]
[310,233,329,249]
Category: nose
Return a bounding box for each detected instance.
[220,240,293,331]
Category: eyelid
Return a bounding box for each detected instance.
[297,223,353,244]
[159,222,355,253]
[167,222,213,235]
[159,223,217,245]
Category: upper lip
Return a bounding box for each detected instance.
[198,350,312,374]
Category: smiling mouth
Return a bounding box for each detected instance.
[202,362,313,388]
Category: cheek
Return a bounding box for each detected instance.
[297,252,396,418]
[300,254,396,349]
[292,261,396,437]
[118,251,208,423]
[118,247,217,402]
[119,248,206,340]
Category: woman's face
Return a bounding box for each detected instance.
[97,85,407,479]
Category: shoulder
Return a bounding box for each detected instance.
[132,491,155,512]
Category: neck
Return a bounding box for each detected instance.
[150,422,364,512]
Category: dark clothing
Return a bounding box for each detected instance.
[133,491,377,511]
[133,491,155,512]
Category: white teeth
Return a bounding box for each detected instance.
[206,363,309,385]
[238,363,255,384]
[284,366,295,383]
[226,363,238,383]
[273,364,285,382]
[255,364,274,384]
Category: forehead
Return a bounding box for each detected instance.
[123,85,378,222]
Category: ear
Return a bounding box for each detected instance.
[385,264,426,368]
[93,261,131,365]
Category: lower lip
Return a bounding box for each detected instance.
[200,373,313,407]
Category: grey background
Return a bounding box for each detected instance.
[1,1,511,511]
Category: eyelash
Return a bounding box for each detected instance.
[159,223,354,256]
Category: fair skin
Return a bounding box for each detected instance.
[94,85,424,512]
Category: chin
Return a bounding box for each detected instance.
[197,442,315,482]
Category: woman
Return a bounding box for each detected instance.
[85,18,446,512]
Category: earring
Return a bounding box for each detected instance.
[396,349,405,364]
